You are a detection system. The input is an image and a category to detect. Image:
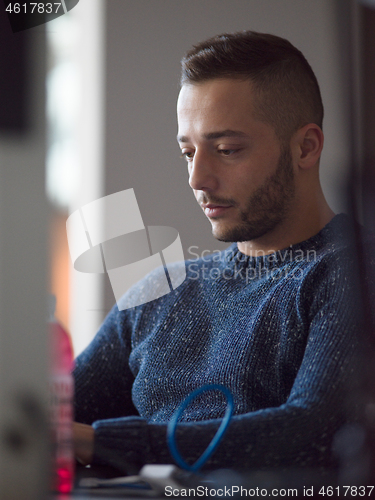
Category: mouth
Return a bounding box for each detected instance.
[201,204,233,218]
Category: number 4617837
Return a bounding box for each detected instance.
[6,3,62,14]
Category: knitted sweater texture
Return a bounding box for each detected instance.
[73,214,361,473]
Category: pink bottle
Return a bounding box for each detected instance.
[49,295,75,494]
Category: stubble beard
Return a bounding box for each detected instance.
[211,146,295,243]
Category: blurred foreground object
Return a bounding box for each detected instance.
[0,6,49,500]
[49,296,75,494]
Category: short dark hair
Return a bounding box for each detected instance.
[180,31,324,142]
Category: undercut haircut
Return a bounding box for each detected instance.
[180,31,324,143]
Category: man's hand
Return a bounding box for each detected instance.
[73,422,94,465]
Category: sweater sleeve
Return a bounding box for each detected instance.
[73,304,139,425]
[89,257,363,473]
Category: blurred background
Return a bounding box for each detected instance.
[1,0,375,497]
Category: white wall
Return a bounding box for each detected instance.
[65,0,106,356]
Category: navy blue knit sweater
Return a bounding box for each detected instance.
[73,214,361,473]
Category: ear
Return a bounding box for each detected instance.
[292,123,324,170]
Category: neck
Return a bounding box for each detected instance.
[237,186,335,257]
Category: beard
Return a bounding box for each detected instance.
[203,146,295,243]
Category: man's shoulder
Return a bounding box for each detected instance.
[115,260,187,311]
[293,213,358,266]
[114,245,235,312]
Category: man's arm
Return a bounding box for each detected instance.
[85,300,361,473]
[73,422,94,465]
[73,304,139,425]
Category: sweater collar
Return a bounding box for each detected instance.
[222,213,352,270]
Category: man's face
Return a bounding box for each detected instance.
[177,79,295,243]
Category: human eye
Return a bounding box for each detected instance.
[217,147,241,157]
[180,149,194,162]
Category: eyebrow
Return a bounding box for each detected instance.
[177,129,248,143]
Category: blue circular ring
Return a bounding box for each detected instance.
[167,384,234,472]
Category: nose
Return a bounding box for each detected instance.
[188,150,218,192]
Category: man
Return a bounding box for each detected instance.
[73,31,361,473]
